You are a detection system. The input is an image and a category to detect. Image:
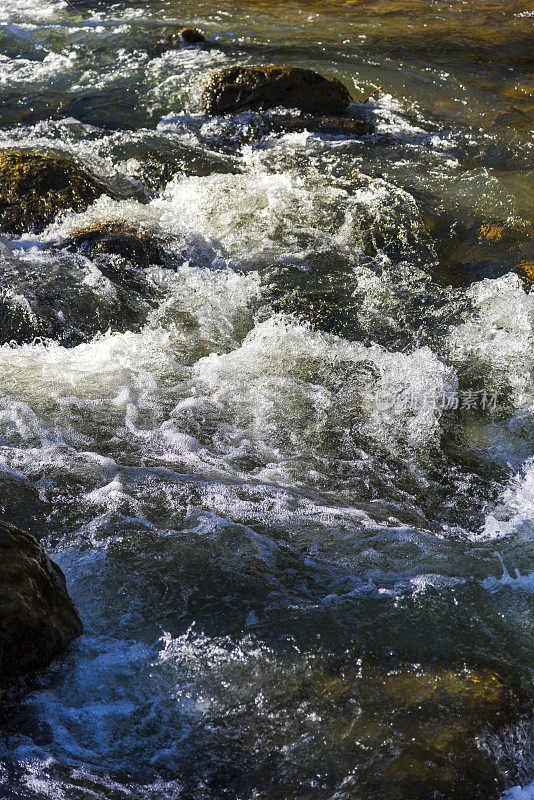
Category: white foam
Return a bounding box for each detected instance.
[483,458,534,540]
[449,274,534,407]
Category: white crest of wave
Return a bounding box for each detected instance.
[449,274,534,406]
[483,456,534,540]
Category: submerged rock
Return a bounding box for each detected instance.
[270,659,533,799]
[51,223,170,296]
[110,137,240,192]
[0,520,82,689]
[0,149,111,235]
[268,113,373,137]
[56,223,168,269]
[201,65,353,116]
[0,246,154,347]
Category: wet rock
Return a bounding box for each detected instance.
[268,113,373,137]
[109,136,240,192]
[516,260,534,291]
[0,247,154,347]
[411,190,534,289]
[152,27,207,56]
[0,519,82,689]
[283,659,533,799]
[206,109,372,146]
[176,27,206,44]
[51,223,170,295]
[201,65,353,116]
[0,149,112,235]
[56,223,168,269]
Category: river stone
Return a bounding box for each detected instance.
[0,247,154,347]
[56,223,168,270]
[0,149,109,234]
[290,660,533,799]
[176,27,206,44]
[201,65,353,116]
[0,520,82,688]
[153,27,207,56]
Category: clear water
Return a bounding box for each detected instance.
[0,0,533,798]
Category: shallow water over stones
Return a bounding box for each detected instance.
[0,0,533,798]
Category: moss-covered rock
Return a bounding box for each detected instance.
[201,65,353,116]
[0,149,110,234]
[0,520,82,689]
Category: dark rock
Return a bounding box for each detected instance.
[109,137,240,192]
[57,223,168,269]
[204,110,372,146]
[152,27,207,56]
[0,519,82,689]
[0,247,154,347]
[201,65,353,116]
[0,149,111,235]
[268,113,373,137]
[50,223,170,296]
[177,27,206,44]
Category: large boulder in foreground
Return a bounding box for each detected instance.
[0,149,110,234]
[0,520,82,688]
[201,65,353,116]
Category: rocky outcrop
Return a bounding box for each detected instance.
[0,520,82,688]
[0,150,111,235]
[201,65,353,116]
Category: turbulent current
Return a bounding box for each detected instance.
[0,0,533,798]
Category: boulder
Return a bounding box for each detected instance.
[0,149,110,235]
[201,65,353,116]
[176,27,206,44]
[0,520,82,688]
[56,223,168,270]
[0,245,154,347]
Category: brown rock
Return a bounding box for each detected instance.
[0,149,109,234]
[0,520,82,688]
[201,65,353,116]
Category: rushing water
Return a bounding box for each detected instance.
[0,0,533,798]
